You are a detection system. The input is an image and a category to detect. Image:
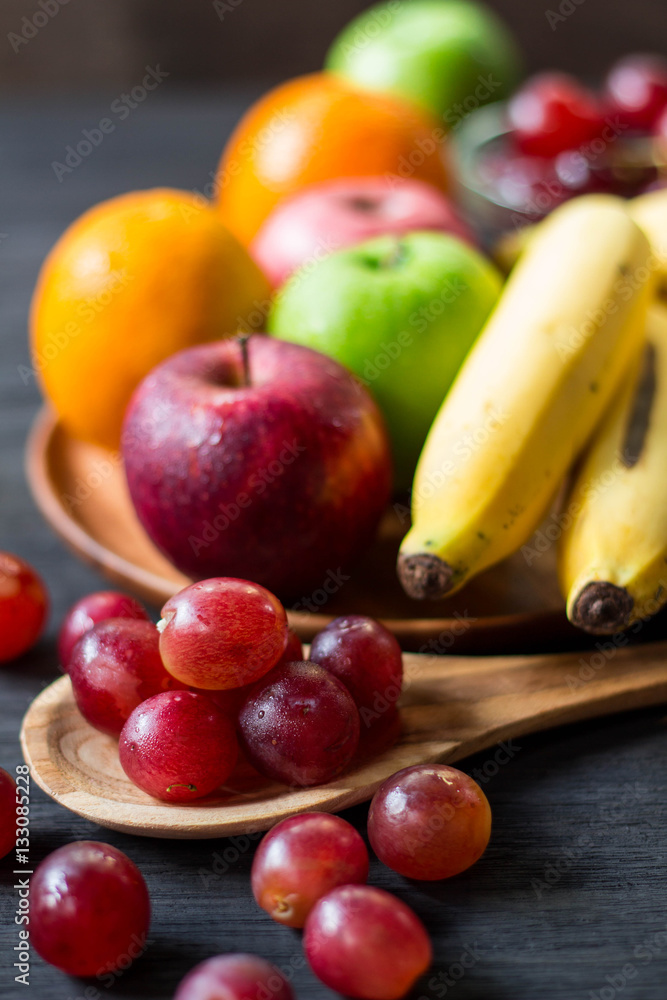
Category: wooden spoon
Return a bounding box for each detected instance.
[20,640,667,839]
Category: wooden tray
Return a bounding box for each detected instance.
[26,407,591,653]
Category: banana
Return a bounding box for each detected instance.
[558,303,667,634]
[494,188,667,294]
[397,195,654,601]
[630,187,667,302]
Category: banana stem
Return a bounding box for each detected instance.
[397,553,453,600]
[569,581,634,634]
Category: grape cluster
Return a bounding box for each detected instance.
[480,55,667,219]
[2,569,492,998]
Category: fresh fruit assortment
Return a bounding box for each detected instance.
[3,567,497,995]
[215,72,451,246]
[398,195,654,614]
[26,3,667,627]
[11,0,667,996]
[43,578,404,799]
[475,56,667,219]
[30,190,270,450]
[268,230,502,488]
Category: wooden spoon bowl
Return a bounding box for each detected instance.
[20,640,667,839]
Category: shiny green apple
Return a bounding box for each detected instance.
[268,231,502,490]
[325,0,522,126]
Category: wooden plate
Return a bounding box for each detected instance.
[20,640,667,839]
[26,407,582,652]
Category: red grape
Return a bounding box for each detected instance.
[238,660,360,787]
[281,625,303,663]
[68,618,184,736]
[310,615,402,731]
[0,768,17,859]
[508,72,604,157]
[356,706,402,762]
[119,690,238,801]
[304,884,431,1000]
[656,104,667,142]
[174,954,294,1000]
[554,149,595,192]
[58,589,149,671]
[187,684,249,719]
[158,578,288,689]
[188,625,301,720]
[605,54,667,131]
[251,812,369,927]
[368,764,492,880]
[29,841,150,977]
[0,553,48,663]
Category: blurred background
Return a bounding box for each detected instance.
[0,0,665,94]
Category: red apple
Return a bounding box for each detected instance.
[251,176,475,288]
[121,336,392,601]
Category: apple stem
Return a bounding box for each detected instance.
[348,196,378,213]
[238,334,251,387]
[384,240,407,268]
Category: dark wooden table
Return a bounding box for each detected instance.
[2,89,667,1000]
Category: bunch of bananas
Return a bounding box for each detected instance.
[398,191,667,636]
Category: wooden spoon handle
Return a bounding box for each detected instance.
[401,638,667,761]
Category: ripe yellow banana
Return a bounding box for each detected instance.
[630,187,667,301]
[558,303,667,634]
[494,188,667,294]
[398,195,654,601]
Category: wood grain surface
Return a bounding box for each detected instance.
[2,93,667,1000]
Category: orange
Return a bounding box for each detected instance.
[30,188,271,449]
[216,72,451,246]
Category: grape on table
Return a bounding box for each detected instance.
[251,812,369,927]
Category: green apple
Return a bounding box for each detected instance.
[268,231,502,490]
[325,0,522,126]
